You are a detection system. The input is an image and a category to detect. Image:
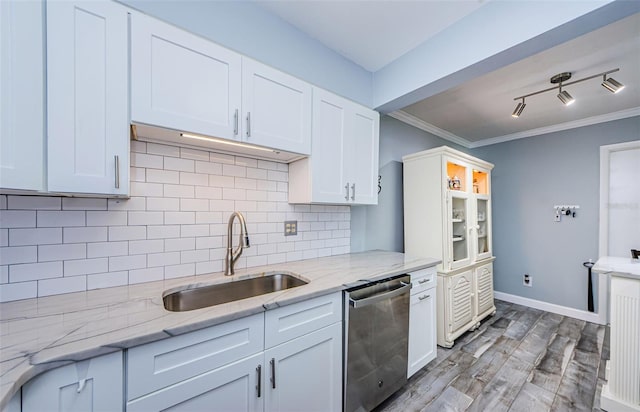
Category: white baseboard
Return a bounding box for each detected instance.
[494,291,604,324]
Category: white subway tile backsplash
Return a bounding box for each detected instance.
[1,246,37,265]
[62,226,108,243]
[147,142,179,157]
[165,212,196,225]
[108,197,146,211]
[86,211,127,227]
[8,195,61,210]
[62,198,108,211]
[147,225,181,239]
[129,267,163,284]
[164,157,194,172]
[146,169,180,184]
[9,228,62,246]
[164,263,195,279]
[0,210,36,228]
[87,241,128,258]
[37,211,85,227]
[127,211,164,225]
[64,258,108,276]
[0,142,350,301]
[129,239,164,255]
[146,198,180,212]
[39,244,86,262]
[38,276,86,297]
[180,147,209,161]
[163,184,195,198]
[10,261,63,282]
[109,254,146,271]
[147,251,180,268]
[0,281,37,302]
[109,226,146,241]
[131,152,163,169]
[180,172,208,186]
[87,271,128,290]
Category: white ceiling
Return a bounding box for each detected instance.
[253,1,640,147]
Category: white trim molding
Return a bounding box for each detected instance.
[494,291,604,325]
[388,107,640,149]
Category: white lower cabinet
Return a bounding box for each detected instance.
[407,268,437,378]
[265,323,342,412]
[21,351,123,412]
[126,292,342,412]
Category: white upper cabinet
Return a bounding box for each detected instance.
[130,14,311,155]
[0,0,45,191]
[289,87,379,205]
[130,12,241,141]
[242,58,312,155]
[47,0,129,196]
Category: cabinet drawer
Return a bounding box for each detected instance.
[410,267,436,294]
[127,313,264,401]
[265,292,342,349]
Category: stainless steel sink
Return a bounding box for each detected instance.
[163,272,308,312]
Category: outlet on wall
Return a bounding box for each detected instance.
[523,273,532,287]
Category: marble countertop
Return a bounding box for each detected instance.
[593,256,640,280]
[0,250,440,409]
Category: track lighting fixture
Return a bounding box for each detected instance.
[511,98,526,118]
[511,68,624,118]
[602,75,625,93]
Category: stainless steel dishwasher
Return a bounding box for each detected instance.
[344,274,411,412]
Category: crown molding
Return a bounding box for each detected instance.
[469,107,640,148]
[389,107,640,149]
[387,110,471,148]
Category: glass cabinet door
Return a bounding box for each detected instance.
[476,196,491,260]
[449,193,471,270]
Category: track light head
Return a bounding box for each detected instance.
[602,75,625,93]
[511,100,526,118]
[557,89,575,106]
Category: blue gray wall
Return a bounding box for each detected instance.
[350,116,466,252]
[356,116,639,312]
[472,116,640,312]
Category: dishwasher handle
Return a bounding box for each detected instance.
[349,282,411,308]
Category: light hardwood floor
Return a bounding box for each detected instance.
[375,300,608,412]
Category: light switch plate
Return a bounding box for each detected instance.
[284,221,297,236]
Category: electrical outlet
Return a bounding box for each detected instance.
[284,220,297,236]
[523,273,532,287]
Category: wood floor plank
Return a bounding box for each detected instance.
[508,381,555,412]
[556,317,586,340]
[528,333,576,393]
[503,307,544,341]
[511,312,562,364]
[422,385,473,412]
[551,358,598,411]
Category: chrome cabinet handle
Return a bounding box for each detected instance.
[418,278,431,284]
[419,294,431,301]
[114,155,120,189]
[256,364,262,398]
[270,358,276,389]
[345,183,350,201]
[351,183,355,201]
[234,109,238,136]
[246,112,251,137]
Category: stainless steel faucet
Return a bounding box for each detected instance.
[224,211,250,276]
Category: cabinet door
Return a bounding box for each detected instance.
[0,0,44,191]
[308,88,348,203]
[476,263,494,315]
[264,322,342,412]
[448,270,474,334]
[345,105,379,205]
[22,351,123,412]
[408,289,436,378]
[47,0,129,195]
[127,352,263,412]
[241,58,311,155]
[475,195,492,261]
[130,13,241,141]
[448,192,473,270]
